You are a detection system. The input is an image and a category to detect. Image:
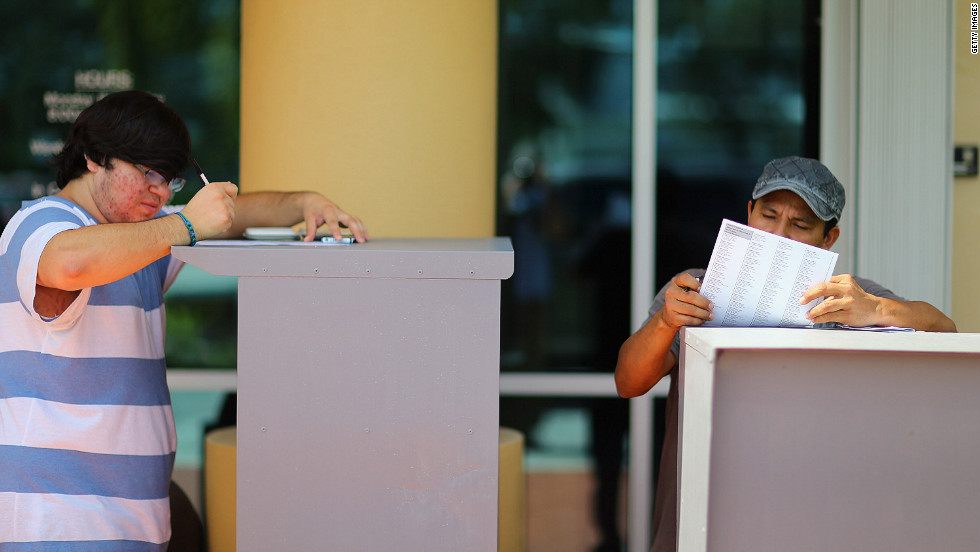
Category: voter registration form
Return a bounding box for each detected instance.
[700,219,838,327]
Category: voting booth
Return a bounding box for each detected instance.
[676,327,980,552]
[174,238,513,551]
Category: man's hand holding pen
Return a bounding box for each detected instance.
[180,181,239,241]
[178,158,238,241]
[661,272,713,329]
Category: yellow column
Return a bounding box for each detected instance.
[204,427,237,552]
[240,1,498,238]
[953,0,980,332]
[498,427,527,552]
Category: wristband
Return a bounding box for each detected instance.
[176,212,197,246]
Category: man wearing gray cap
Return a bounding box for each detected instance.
[614,156,956,552]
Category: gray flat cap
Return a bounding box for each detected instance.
[752,157,845,222]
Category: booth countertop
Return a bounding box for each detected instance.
[172,237,514,280]
[682,326,980,356]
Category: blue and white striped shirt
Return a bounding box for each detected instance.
[0,197,181,550]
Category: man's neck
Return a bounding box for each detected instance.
[57,175,107,224]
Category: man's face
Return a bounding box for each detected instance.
[746,189,839,249]
[89,158,172,223]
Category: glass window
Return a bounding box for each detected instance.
[496,1,818,549]
[655,0,820,287]
[498,0,634,373]
[496,2,634,550]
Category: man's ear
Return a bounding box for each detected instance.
[746,200,754,221]
[822,225,840,249]
[84,154,100,174]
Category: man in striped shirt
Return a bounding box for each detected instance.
[0,90,368,550]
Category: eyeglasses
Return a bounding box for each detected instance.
[135,163,186,193]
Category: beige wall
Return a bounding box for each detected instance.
[953,0,980,332]
[240,1,497,238]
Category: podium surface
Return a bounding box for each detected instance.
[677,327,980,552]
[174,238,513,551]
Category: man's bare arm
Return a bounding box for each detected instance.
[803,274,957,332]
[615,272,713,398]
[37,215,193,291]
[215,191,369,243]
[616,311,681,398]
[38,182,238,292]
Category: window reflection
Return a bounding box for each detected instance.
[498,1,634,374]
[656,0,819,287]
[498,0,818,368]
[0,1,240,205]
[497,1,817,550]
[497,2,634,551]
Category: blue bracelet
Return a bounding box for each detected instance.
[176,212,197,246]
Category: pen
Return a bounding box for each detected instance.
[191,158,210,185]
[681,275,703,293]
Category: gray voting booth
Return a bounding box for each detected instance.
[174,238,513,551]
[676,327,980,552]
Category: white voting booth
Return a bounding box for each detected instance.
[676,327,980,552]
[174,238,513,551]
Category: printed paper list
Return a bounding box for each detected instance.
[701,219,838,327]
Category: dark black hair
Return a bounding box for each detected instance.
[52,90,191,188]
[822,218,838,238]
